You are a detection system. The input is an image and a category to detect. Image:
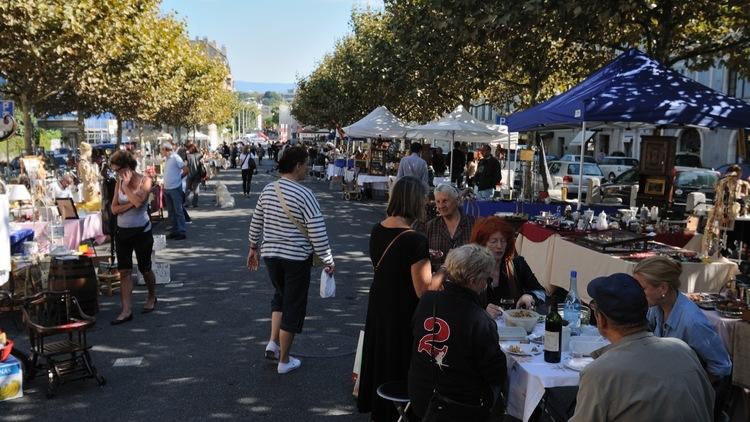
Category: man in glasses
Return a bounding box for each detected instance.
[570,273,713,421]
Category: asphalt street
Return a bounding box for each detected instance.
[1,160,383,421]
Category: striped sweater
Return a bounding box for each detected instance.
[248,178,334,265]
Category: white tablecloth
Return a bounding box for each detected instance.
[326,164,343,179]
[702,309,741,355]
[515,231,738,302]
[497,318,580,422]
[433,176,450,186]
[356,174,389,190]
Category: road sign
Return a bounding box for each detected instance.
[1,100,14,117]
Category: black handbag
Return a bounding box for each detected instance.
[421,295,486,422]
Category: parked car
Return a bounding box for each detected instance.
[598,156,639,180]
[548,160,605,199]
[559,154,597,163]
[715,163,750,178]
[600,167,719,216]
[675,153,702,168]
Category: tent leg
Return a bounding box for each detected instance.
[577,121,586,209]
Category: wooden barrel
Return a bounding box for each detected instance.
[47,256,99,316]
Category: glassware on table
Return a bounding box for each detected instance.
[563,270,582,334]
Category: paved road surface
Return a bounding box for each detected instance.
[2,161,382,421]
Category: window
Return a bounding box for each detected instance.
[568,163,603,176]
[600,158,617,165]
[675,171,717,189]
[695,70,710,87]
[549,162,561,174]
[712,65,725,92]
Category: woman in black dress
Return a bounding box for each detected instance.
[358,176,435,421]
[470,216,546,318]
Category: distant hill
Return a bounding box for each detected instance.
[234,81,296,93]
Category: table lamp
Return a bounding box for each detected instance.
[7,184,31,205]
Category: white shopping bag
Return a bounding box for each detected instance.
[352,330,365,397]
[320,269,336,298]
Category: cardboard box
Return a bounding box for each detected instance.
[0,354,23,402]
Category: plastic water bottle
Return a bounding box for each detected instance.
[563,270,582,334]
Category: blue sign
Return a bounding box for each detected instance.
[495,115,506,125]
[1,100,14,117]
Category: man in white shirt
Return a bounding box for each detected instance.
[48,173,74,199]
[396,142,429,190]
[161,142,188,240]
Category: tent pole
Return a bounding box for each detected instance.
[577,121,586,209]
[449,132,454,187]
[507,132,512,192]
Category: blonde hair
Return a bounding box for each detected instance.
[633,256,682,291]
[444,244,495,288]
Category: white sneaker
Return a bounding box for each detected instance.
[265,341,280,360]
[277,356,301,374]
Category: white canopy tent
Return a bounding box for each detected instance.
[407,106,510,186]
[343,106,412,139]
[185,131,209,141]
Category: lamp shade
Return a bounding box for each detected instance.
[7,184,31,202]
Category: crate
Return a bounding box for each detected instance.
[97,273,121,296]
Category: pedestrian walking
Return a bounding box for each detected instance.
[396,142,429,190]
[161,142,187,240]
[185,143,203,208]
[247,145,335,374]
[239,145,256,196]
[109,150,158,325]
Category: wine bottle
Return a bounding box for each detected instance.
[563,270,582,334]
[544,297,562,363]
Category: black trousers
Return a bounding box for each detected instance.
[241,169,253,194]
[264,256,312,333]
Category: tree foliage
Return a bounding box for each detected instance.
[292,0,750,129]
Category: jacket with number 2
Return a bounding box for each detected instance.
[407,281,507,418]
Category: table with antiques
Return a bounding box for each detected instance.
[10,213,105,253]
[514,221,738,302]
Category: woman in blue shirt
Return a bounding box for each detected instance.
[632,256,731,381]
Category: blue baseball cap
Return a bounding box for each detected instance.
[587,273,648,324]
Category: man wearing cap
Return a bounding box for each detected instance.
[569,273,714,422]
[161,142,188,240]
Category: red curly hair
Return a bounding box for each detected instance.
[469,216,517,262]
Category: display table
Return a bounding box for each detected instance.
[515,223,738,302]
[11,213,106,253]
[356,174,389,190]
[433,176,450,186]
[326,164,343,179]
[702,309,742,354]
[464,200,621,218]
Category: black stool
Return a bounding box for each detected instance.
[377,380,411,422]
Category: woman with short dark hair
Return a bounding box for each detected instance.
[358,176,436,421]
[247,145,335,374]
[109,150,157,325]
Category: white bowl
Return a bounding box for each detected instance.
[504,309,540,333]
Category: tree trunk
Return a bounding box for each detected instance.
[76,110,85,150]
[175,126,182,143]
[116,116,123,146]
[21,95,33,155]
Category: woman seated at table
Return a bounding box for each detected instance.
[425,183,475,270]
[632,256,732,381]
[408,244,506,421]
[470,216,546,317]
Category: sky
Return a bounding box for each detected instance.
[159,0,384,84]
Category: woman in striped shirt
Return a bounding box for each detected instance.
[247,145,335,374]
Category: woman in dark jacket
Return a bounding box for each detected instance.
[408,244,506,420]
[470,216,546,318]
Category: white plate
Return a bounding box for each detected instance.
[502,343,543,356]
[564,357,594,371]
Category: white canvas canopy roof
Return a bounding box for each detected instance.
[343,106,412,139]
[185,131,209,141]
[406,106,508,143]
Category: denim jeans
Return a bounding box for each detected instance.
[165,187,186,235]
[476,188,494,200]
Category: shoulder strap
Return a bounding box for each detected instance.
[274,181,310,241]
[374,229,414,271]
[241,153,251,167]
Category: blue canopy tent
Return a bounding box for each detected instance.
[507,48,750,203]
